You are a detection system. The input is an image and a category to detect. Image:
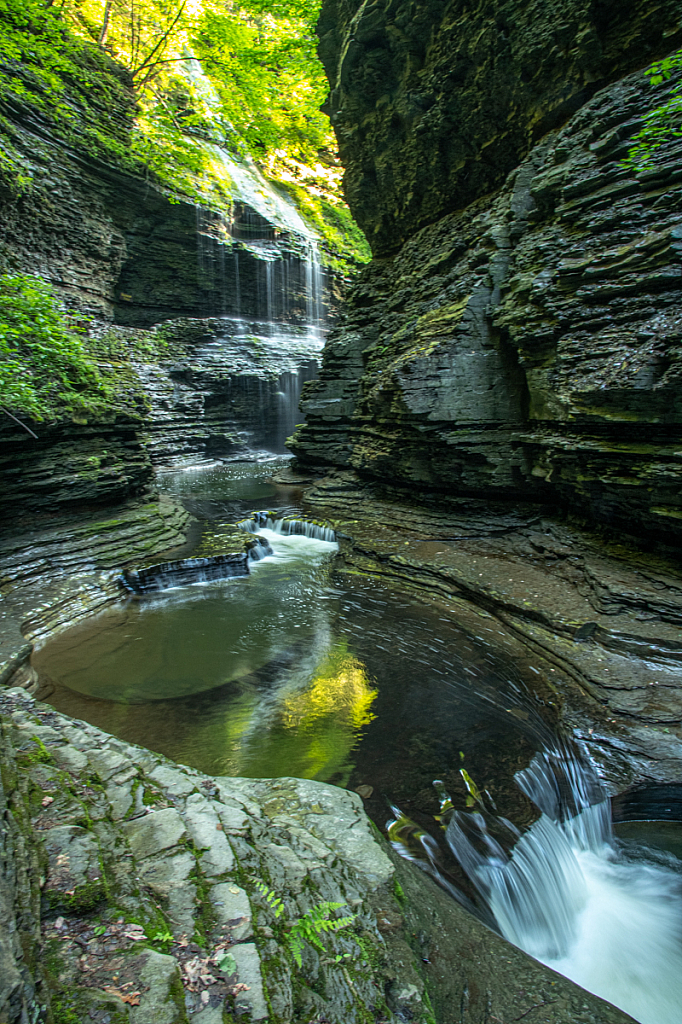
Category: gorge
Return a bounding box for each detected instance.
[2,0,682,1022]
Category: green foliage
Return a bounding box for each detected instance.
[216,950,237,974]
[624,50,682,170]
[192,0,330,166]
[253,881,356,969]
[287,901,356,968]
[0,273,113,421]
[0,0,368,266]
[150,928,174,946]
[0,0,135,164]
[253,880,285,918]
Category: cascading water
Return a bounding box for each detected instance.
[391,739,682,1024]
[237,511,336,542]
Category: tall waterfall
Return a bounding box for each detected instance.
[391,742,682,1024]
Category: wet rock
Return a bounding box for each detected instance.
[209,883,253,941]
[43,826,105,914]
[122,808,187,860]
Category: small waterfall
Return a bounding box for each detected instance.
[119,553,250,594]
[246,535,273,561]
[237,512,336,542]
[274,366,316,451]
[389,741,682,1024]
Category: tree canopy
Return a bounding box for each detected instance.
[0,0,370,264]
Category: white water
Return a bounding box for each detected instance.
[247,526,338,567]
[445,748,682,1024]
[237,514,336,543]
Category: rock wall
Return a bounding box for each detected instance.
[291,37,682,544]
[319,0,682,255]
[0,685,635,1024]
[0,100,335,328]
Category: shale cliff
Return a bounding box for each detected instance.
[291,0,682,545]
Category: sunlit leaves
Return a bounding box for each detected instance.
[624,49,682,171]
[0,274,107,420]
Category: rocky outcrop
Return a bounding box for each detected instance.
[137,319,322,466]
[0,685,635,1024]
[0,87,337,328]
[0,110,330,327]
[318,0,682,255]
[291,57,682,544]
[0,314,322,529]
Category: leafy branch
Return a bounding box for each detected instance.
[624,49,682,170]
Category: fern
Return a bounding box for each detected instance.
[287,902,356,968]
[253,881,285,918]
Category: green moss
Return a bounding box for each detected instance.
[355,933,381,971]
[51,996,81,1024]
[393,879,406,905]
[189,863,216,946]
[17,736,53,766]
[46,877,106,915]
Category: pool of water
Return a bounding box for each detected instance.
[30,458,682,1024]
[33,458,553,832]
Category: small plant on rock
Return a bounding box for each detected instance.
[253,880,356,968]
[287,902,356,968]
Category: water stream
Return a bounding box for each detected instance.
[32,459,682,1023]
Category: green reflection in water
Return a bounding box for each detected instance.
[226,643,378,784]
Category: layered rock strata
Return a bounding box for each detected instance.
[0,90,335,327]
[0,685,635,1024]
[318,0,682,255]
[291,63,682,543]
[302,471,682,788]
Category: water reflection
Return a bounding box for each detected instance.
[34,459,555,822]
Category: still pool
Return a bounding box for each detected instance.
[32,458,551,831]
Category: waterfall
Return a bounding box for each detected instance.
[390,741,682,1024]
[237,512,336,542]
[305,240,324,337]
[119,553,250,594]
[246,535,274,562]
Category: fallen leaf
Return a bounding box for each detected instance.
[104,987,141,1006]
[41,796,54,807]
